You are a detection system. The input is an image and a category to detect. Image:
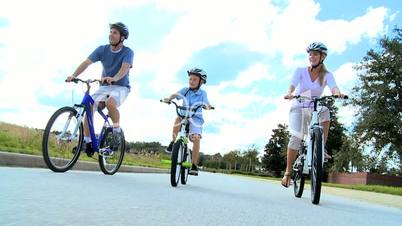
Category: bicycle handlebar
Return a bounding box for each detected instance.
[285,95,348,100]
[66,78,116,85]
[65,78,101,84]
[160,99,214,118]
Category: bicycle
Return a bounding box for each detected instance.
[42,78,125,175]
[287,95,348,204]
[160,99,214,187]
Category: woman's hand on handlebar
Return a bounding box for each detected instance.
[284,93,294,100]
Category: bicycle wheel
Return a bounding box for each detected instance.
[311,128,323,205]
[98,127,126,175]
[180,148,190,185]
[42,106,83,172]
[170,141,184,187]
[293,155,305,198]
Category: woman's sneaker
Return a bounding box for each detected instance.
[189,164,199,176]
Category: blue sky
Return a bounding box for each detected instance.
[0,0,401,155]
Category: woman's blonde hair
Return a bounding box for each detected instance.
[317,64,328,86]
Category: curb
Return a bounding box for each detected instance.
[0,151,169,174]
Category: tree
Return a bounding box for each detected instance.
[261,124,289,176]
[353,27,402,172]
[242,146,260,172]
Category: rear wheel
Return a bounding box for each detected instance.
[311,128,323,205]
[170,141,184,187]
[42,106,82,172]
[99,127,126,175]
[293,156,305,198]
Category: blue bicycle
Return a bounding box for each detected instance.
[42,78,125,175]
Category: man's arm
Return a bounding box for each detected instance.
[102,62,131,84]
[66,59,92,82]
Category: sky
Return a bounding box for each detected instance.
[0,0,401,156]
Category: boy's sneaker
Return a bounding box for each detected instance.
[165,141,173,154]
[189,164,199,176]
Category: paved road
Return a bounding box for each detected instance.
[1,167,401,226]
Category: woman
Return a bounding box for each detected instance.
[281,42,345,187]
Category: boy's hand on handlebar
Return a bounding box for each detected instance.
[203,104,215,110]
[162,98,171,104]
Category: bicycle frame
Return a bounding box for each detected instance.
[68,79,112,153]
[303,103,325,174]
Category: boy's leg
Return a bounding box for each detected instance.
[172,117,181,141]
[190,134,201,164]
[166,117,181,153]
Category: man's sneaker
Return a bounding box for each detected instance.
[107,129,122,150]
[72,142,94,157]
[189,164,199,176]
[165,141,173,154]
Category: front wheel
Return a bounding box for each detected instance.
[311,128,323,205]
[42,106,83,172]
[170,141,184,187]
[98,127,126,175]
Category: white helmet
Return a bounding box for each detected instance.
[306,42,328,55]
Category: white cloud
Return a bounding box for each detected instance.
[218,63,275,89]
[0,0,393,156]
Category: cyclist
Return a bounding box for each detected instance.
[65,22,134,156]
[281,42,345,187]
[163,68,213,176]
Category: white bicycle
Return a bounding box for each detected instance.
[288,95,348,204]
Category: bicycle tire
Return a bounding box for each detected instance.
[293,156,305,198]
[170,141,183,187]
[98,128,126,175]
[42,106,82,172]
[180,148,190,185]
[311,128,323,204]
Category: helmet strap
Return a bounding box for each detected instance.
[311,53,324,70]
[111,35,124,47]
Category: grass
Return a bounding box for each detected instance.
[0,121,170,169]
[322,183,402,196]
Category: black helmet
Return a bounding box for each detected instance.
[109,22,129,39]
[187,67,207,84]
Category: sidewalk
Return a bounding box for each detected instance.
[0,151,169,174]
